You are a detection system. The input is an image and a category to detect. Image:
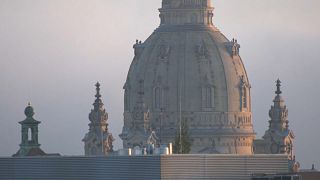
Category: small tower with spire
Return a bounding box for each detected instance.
[262,79,295,159]
[83,82,114,156]
[13,103,46,157]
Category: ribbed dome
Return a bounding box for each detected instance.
[120,0,255,154]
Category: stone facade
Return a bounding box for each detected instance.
[160,0,214,26]
[120,0,256,154]
[83,82,114,156]
[13,103,46,157]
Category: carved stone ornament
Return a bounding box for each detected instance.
[195,41,209,59]
[144,109,151,132]
[133,40,145,57]
[225,38,240,58]
[232,40,240,57]
[132,106,144,120]
[158,43,171,59]
[147,131,159,146]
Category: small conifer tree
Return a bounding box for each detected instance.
[173,118,191,154]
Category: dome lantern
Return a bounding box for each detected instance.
[159,0,214,26]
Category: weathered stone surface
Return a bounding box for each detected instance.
[254,80,295,158]
[120,0,255,154]
[83,82,114,156]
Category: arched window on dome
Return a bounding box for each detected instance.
[206,87,212,107]
[154,87,162,109]
[242,87,248,109]
[202,86,214,110]
[239,75,250,111]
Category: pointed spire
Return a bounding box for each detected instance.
[263,79,295,157]
[93,82,103,110]
[95,82,101,99]
[84,82,114,156]
[275,79,282,95]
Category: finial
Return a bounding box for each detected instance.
[240,75,246,86]
[95,82,101,99]
[93,82,103,110]
[24,102,35,118]
[275,79,282,95]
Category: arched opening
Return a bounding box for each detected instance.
[28,128,32,142]
[242,87,248,109]
[202,86,214,109]
[206,87,212,107]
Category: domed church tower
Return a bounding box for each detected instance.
[262,80,295,158]
[120,0,255,154]
[83,83,114,156]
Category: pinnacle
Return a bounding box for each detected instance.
[275,79,282,95]
[95,82,102,99]
[93,82,104,110]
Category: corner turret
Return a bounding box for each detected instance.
[13,103,46,157]
[83,82,114,156]
[254,80,295,158]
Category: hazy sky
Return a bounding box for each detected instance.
[0,0,319,169]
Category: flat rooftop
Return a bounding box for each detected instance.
[0,154,290,180]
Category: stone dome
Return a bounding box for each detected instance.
[24,103,35,118]
[120,0,255,154]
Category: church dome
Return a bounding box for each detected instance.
[121,0,255,154]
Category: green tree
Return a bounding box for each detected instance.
[173,118,191,154]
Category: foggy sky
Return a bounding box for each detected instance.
[0,0,319,169]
